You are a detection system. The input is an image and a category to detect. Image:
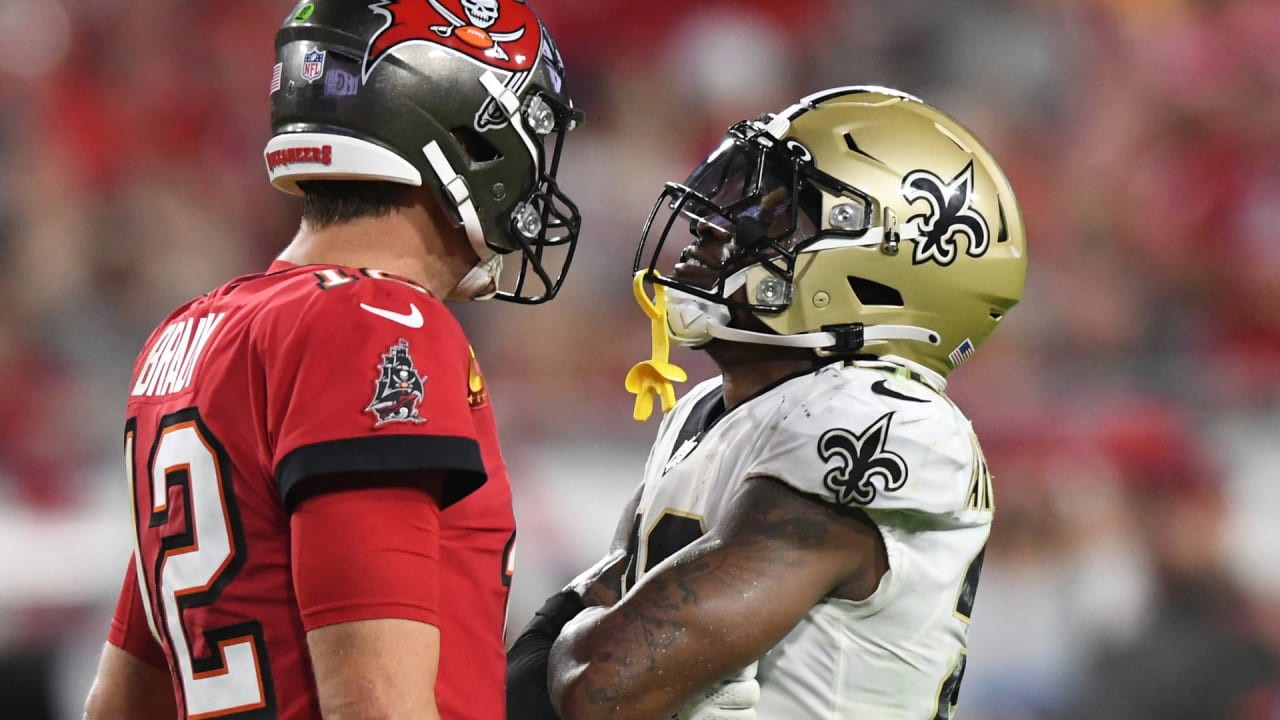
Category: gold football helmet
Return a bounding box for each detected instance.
[635,86,1027,377]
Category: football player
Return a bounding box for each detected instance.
[83,1,581,719]
[507,86,1026,719]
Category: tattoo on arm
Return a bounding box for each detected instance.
[573,476,869,709]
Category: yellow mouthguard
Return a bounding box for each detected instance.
[625,271,688,421]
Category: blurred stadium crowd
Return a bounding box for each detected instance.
[1,0,1278,718]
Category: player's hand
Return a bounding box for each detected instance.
[506,591,588,720]
[669,662,759,720]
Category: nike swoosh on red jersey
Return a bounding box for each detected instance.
[359,302,424,328]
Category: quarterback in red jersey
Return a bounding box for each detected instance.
[84,1,583,719]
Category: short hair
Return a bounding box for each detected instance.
[298,180,415,230]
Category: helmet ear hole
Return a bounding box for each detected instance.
[847,276,904,307]
[450,127,503,164]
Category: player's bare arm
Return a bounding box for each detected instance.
[548,474,887,720]
[84,643,178,720]
[307,619,441,720]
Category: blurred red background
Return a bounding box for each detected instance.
[1,1,1277,717]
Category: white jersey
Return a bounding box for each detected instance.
[628,360,993,719]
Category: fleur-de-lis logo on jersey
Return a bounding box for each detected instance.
[902,161,990,266]
[817,412,908,505]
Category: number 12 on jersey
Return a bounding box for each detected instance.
[125,410,276,719]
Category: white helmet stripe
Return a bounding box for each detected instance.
[763,86,929,139]
[479,70,542,202]
[479,70,522,118]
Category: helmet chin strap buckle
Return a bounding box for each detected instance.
[817,323,866,354]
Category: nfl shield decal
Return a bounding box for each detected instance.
[301,49,326,83]
[367,339,428,427]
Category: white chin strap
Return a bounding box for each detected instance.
[422,140,488,258]
[423,138,503,302]
[664,288,939,350]
[448,254,504,302]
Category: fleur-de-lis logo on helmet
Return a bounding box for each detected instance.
[902,160,991,266]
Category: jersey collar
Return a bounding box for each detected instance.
[851,355,947,394]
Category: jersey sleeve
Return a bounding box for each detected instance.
[744,379,975,516]
[262,275,486,509]
[291,485,442,631]
[107,558,168,670]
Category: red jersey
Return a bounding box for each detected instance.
[108,261,514,719]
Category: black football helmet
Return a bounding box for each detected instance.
[266,0,583,303]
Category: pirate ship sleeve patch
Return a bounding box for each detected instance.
[265,275,485,506]
[366,338,430,427]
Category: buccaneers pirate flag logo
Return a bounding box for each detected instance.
[367,339,428,427]
[365,0,543,76]
[363,0,550,129]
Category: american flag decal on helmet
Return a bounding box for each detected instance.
[948,339,976,368]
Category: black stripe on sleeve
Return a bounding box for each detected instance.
[276,434,486,511]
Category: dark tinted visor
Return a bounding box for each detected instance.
[680,139,820,244]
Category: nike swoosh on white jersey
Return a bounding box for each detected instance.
[870,379,929,403]
[359,302,424,328]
